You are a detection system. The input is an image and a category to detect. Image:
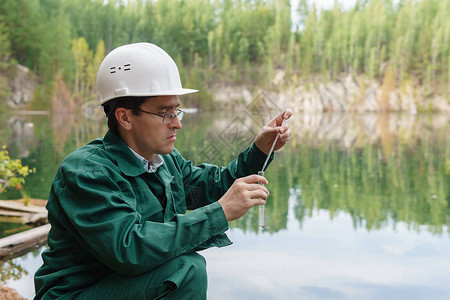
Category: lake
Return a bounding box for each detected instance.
[0,102,449,299]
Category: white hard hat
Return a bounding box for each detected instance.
[97,42,198,106]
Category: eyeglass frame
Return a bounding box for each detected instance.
[134,108,185,124]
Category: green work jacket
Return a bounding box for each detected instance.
[34,130,272,299]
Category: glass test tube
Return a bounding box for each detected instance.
[258,170,265,229]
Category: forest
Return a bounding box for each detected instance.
[0,0,448,108]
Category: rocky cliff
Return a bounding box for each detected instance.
[3,64,37,108]
[4,65,450,113]
[212,71,450,113]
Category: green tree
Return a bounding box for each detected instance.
[0,0,43,68]
[0,147,33,194]
[38,14,73,83]
[72,37,92,98]
[1,0,449,107]
[88,40,106,97]
[0,21,12,105]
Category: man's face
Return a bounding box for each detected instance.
[128,95,182,159]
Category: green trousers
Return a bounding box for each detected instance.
[74,253,207,300]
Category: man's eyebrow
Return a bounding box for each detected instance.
[157,104,180,110]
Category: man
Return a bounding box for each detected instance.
[34,43,291,299]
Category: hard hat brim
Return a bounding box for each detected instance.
[98,88,199,107]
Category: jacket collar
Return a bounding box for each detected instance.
[103,130,147,177]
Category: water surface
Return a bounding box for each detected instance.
[0,108,448,299]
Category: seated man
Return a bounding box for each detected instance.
[34,42,292,299]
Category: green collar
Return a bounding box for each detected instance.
[103,130,147,177]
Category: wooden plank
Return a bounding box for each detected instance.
[0,224,50,261]
[0,210,31,217]
[0,200,47,214]
[0,209,47,225]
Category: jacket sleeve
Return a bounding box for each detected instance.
[51,161,230,276]
[172,142,273,210]
[50,142,272,277]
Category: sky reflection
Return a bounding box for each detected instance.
[1,112,448,299]
[203,191,450,300]
[2,192,449,300]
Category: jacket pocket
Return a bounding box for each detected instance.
[170,176,186,214]
[134,188,164,222]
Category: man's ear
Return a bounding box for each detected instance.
[115,108,132,131]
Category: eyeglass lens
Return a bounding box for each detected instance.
[163,110,184,124]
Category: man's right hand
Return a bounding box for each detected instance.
[218,175,269,221]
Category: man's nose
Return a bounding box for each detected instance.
[170,115,182,129]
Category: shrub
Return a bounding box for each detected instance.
[0,146,33,194]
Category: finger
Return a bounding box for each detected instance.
[276,109,293,126]
[248,189,268,200]
[251,198,266,206]
[247,190,269,202]
[272,111,291,137]
[275,111,286,127]
[280,135,290,143]
[266,109,292,131]
[241,174,268,185]
[256,189,269,200]
[266,111,285,128]
[277,122,289,135]
[262,125,280,138]
[283,108,293,121]
[248,184,270,195]
[279,128,291,141]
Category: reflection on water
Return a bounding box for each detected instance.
[1,111,449,234]
[0,247,44,299]
[0,259,28,282]
[0,109,449,299]
[204,201,450,300]
[179,112,449,236]
[289,113,449,236]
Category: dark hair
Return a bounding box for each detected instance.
[103,96,148,133]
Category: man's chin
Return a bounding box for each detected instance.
[158,145,175,155]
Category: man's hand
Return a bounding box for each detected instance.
[254,108,293,155]
[218,175,269,221]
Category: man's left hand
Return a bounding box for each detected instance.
[254,108,293,155]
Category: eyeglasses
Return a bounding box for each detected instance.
[135,108,184,124]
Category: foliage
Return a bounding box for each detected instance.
[0,20,12,110]
[0,259,28,282]
[174,112,449,235]
[0,146,34,194]
[0,0,448,106]
[289,117,449,235]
